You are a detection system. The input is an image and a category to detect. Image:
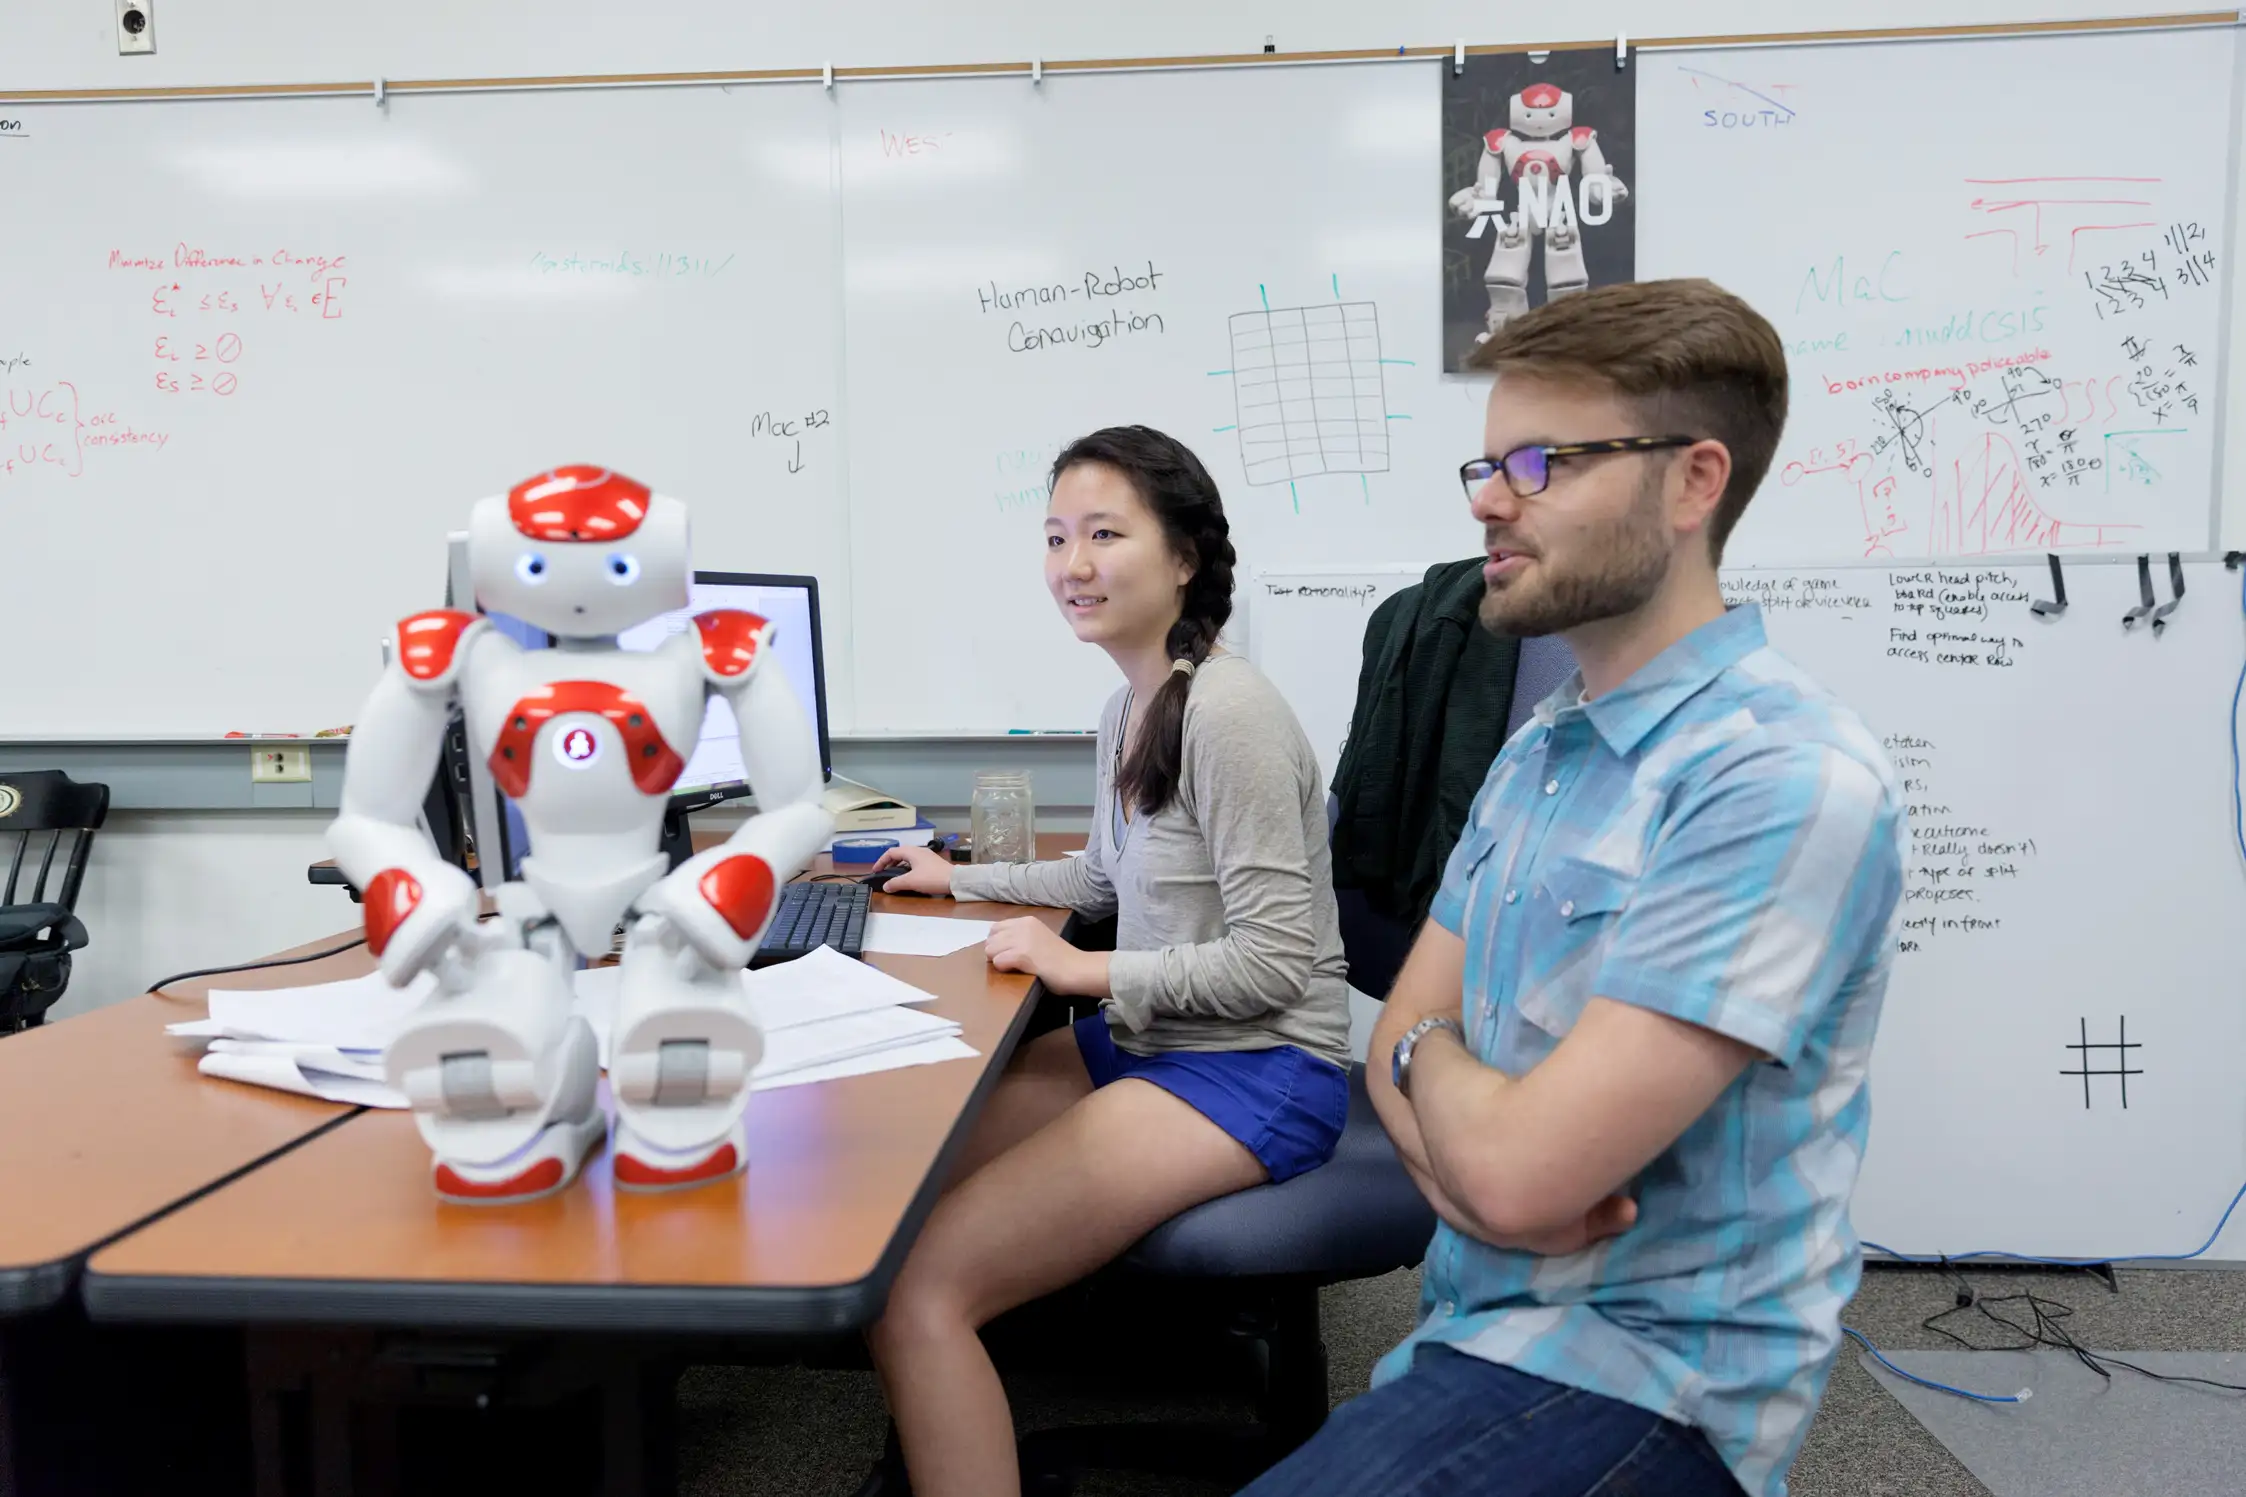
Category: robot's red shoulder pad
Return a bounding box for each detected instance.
[396,609,486,688]
[1483,128,1510,151]
[1571,126,1596,145]
[693,609,773,684]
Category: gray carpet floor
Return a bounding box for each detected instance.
[673,1263,2246,1495]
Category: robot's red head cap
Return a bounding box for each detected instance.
[1519,84,1563,109]
[507,465,652,542]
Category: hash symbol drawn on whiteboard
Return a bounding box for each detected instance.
[2060,1015,2143,1110]
[1227,303,1392,486]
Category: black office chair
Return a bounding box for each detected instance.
[1005,913,1437,1493]
[0,770,109,1035]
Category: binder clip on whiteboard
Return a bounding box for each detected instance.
[2029,554,2067,618]
[2121,554,2157,630]
[2149,552,2185,636]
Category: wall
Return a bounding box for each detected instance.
[52,810,345,1019]
[9,0,2242,1009]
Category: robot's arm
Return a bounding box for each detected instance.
[1574,128,1628,200]
[327,611,487,984]
[1449,143,1507,218]
[634,612,835,969]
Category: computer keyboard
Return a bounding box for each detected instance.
[751,880,869,967]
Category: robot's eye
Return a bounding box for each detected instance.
[515,552,548,585]
[606,553,641,586]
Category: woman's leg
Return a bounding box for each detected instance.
[943,1025,1093,1185]
[869,1077,1269,1497]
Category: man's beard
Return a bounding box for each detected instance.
[1479,471,1672,638]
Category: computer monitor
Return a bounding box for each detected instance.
[616,571,833,795]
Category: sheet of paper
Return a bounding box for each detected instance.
[571,948,955,1071]
[753,1036,979,1091]
[191,970,436,1050]
[206,1038,388,1081]
[198,1050,409,1108]
[861,912,993,958]
[759,1004,960,1077]
[740,944,944,1028]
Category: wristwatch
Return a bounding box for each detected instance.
[1391,1015,1466,1099]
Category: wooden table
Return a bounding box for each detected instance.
[83,871,1071,1337]
[0,931,371,1316]
[74,845,1081,1495]
[0,929,377,1495]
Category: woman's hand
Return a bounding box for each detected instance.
[869,844,955,897]
[984,916,1102,995]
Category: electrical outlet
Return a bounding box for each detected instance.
[250,745,312,783]
[116,0,155,56]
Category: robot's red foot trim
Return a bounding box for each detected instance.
[613,1141,741,1191]
[429,1114,604,1206]
[433,1155,566,1203]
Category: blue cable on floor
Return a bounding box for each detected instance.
[1842,1327,2030,1404]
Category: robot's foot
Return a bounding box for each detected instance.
[612,1115,749,1193]
[430,1112,607,1206]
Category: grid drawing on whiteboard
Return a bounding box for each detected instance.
[1227,303,1392,485]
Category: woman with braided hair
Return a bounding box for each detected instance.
[864,425,1353,1497]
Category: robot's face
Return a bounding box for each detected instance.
[469,465,690,638]
[1510,83,1572,139]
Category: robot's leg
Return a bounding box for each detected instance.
[607,806,828,1190]
[1544,221,1591,302]
[607,914,764,1190]
[383,911,604,1206]
[1480,227,1534,342]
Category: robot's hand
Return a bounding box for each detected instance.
[1598,174,1630,203]
[360,860,480,987]
[633,845,780,973]
[1447,185,1482,219]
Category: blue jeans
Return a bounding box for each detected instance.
[1238,1345,1741,1497]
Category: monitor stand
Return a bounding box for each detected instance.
[660,787,747,872]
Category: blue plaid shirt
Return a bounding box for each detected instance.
[1376,604,1905,1497]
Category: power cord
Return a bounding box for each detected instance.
[145,908,506,995]
[1867,1258,2246,1400]
[147,935,369,995]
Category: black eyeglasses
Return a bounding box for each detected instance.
[1460,436,1700,501]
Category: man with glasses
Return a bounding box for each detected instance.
[1238,279,1905,1497]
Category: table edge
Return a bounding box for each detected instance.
[3,1105,363,1321]
[83,967,1056,1333]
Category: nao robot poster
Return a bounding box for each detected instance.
[1442,50,1638,372]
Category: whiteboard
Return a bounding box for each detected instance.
[838,65,1484,732]
[0,87,845,737]
[1249,565,1428,794]
[1640,28,2238,566]
[1730,561,2246,1259]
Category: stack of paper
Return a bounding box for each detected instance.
[571,946,977,1089]
[166,970,435,1106]
[169,946,977,1108]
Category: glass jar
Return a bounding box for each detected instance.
[970,770,1037,865]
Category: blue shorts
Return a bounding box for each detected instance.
[1072,1014,1349,1184]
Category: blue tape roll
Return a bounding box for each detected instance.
[832,836,898,865]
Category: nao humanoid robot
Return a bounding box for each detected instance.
[328,465,833,1204]
[1447,82,1629,343]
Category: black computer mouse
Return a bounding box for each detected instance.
[862,866,934,896]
